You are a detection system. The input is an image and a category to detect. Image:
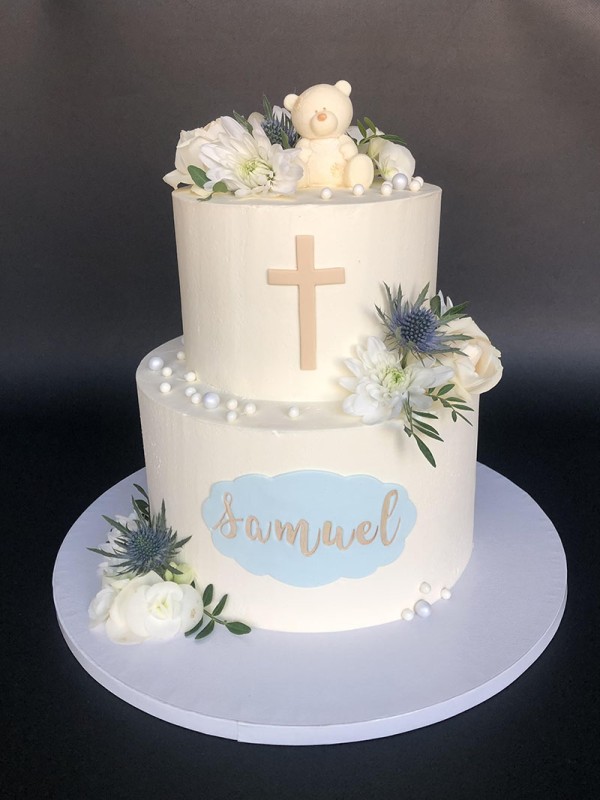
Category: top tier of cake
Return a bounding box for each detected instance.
[173,183,441,403]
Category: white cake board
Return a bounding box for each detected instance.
[53,464,567,746]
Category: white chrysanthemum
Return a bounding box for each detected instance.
[340,337,453,424]
[199,116,302,197]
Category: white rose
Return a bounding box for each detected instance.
[163,118,226,189]
[104,572,203,645]
[438,317,503,398]
[369,139,416,181]
[88,587,117,626]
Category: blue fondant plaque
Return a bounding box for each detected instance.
[202,471,417,587]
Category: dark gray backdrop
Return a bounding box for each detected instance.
[2,2,599,798]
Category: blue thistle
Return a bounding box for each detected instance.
[376,282,471,360]
[89,485,190,578]
[261,94,298,149]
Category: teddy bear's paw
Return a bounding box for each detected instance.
[345,153,374,189]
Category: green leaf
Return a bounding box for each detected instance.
[88,547,120,559]
[429,294,441,317]
[436,384,454,396]
[281,129,290,149]
[442,301,469,318]
[226,621,252,635]
[357,119,367,139]
[232,110,252,133]
[414,283,430,309]
[211,180,229,193]
[184,615,204,637]
[412,410,438,419]
[202,584,214,606]
[188,164,208,188]
[195,620,215,640]
[413,421,443,440]
[364,116,377,134]
[133,484,149,501]
[262,94,273,119]
[212,594,228,616]
[101,516,133,537]
[451,410,457,422]
[414,435,436,467]
[379,133,406,145]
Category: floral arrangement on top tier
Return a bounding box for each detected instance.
[340,285,503,466]
[88,486,250,645]
[163,80,418,197]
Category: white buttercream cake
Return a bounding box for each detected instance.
[116,82,502,640]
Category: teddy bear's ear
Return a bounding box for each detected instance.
[335,80,352,96]
[284,93,299,112]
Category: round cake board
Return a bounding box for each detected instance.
[53,464,567,746]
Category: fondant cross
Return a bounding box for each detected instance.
[268,235,346,370]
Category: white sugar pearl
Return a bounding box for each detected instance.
[226,410,238,423]
[202,392,220,410]
[320,187,333,200]
[148,356,164,371]
[380,181,393,196]
[191,393,202,405]
[176,350,186,361]
[409,178,422,192]
[226,398,238,411]
[287,405,300,419]
[161,366,173,377]
[184,371,196,382]
[184,386,197,397]
[243,402,257,415]
[352,183,365,196]
[401,608,415,622]
[419,581,431,595]
[414,599,432,618]
[392,173,408,190]
[159,382,171,394]
[413,176,424,187]
[441,587,452,600]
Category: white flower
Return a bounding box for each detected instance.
[88,587,117,626]
[368,139,416,181]
[340,337,453,424]
[163,118,226,189]
[199,116,302,197]
[436,290,454,315]
[104,572,203,645]
[437,317,503,398]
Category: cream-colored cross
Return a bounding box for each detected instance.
[267,235,346,370]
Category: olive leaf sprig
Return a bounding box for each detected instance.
[354,116,406,147]
[185,584,251,641]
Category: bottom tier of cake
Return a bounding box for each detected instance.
[136,339,480,633]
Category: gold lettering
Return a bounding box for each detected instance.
[274,519,320,557]
[212,492,242,539]
[319,521,354,550]
[354,520,378,545]
[380,490,402,545]
[245,515,262,541]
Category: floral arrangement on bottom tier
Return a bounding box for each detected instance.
[341,283,503,466]
[88,486,250,645]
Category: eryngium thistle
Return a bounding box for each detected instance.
[376,282,471,360]
[90,494,190,578]
[261,117,298,148]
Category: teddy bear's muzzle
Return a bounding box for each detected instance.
[310,111,338,136]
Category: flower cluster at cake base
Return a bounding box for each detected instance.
[341,284,502,466]
[88,485,250,644]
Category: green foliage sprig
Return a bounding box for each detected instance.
[185,583,252,640]
[354,116,406,147]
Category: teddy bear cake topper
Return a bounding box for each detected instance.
[163,80,420,199]
[283,81,375,189]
